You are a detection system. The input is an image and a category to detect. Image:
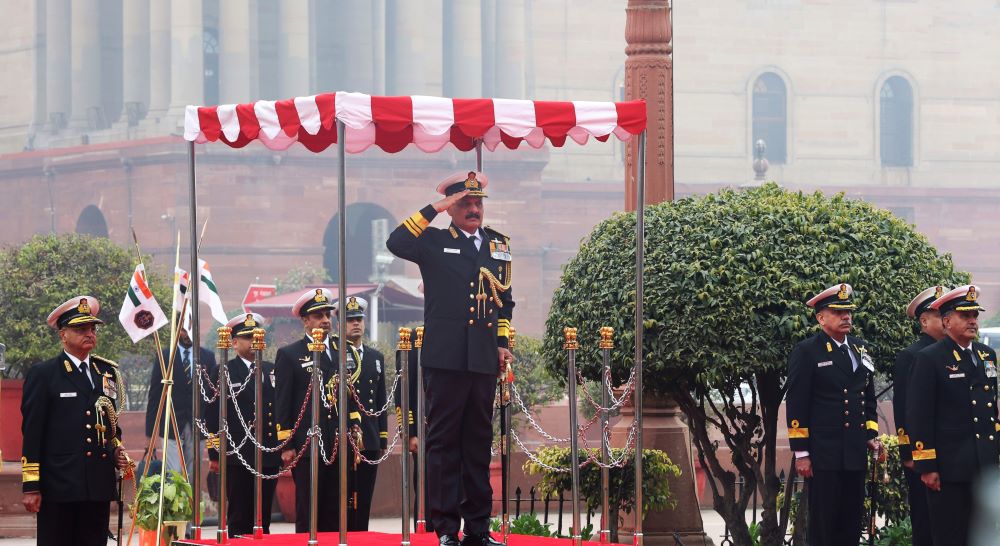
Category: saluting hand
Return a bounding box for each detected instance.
[433,190,470,213]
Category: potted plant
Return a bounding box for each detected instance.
[524,446,680,542]
[132,470,194,545]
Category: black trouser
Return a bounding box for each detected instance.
[807,469,865,546]
[225,461,278,536]
[927,481,972,546]
[37,500,110,546]
[291,455,342,533]
[352,452,380,531]
[424,367,497,536]
[904,466,933,546]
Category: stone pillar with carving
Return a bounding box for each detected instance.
[610,394,710,545]
[624,0,673,210]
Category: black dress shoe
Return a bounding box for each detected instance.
[461,532,505,546]
[439,534,462,546]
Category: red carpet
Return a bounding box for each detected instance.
[176,531,599,546]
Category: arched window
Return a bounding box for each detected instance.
[752,73,787,164]
[76,205,109,238]
[203,27,220,107]
[880,76,913,167]
[323,203,405,284]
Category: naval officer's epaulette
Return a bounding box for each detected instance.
[91,355,118,367]
[483,225,509,240]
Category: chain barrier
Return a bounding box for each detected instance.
[198,367,220,403]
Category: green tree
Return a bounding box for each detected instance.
[0,234,172,407]
[543,183,968,546]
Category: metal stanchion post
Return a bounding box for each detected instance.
[251,328,266,539]
[216,327,232,544]
[501,327,517,543]
[308,328,325,546]
[598,327,613,544]
[414,327,427,534]
[564,327,582,546]
[398,328,413,545]
[633,131,647,546]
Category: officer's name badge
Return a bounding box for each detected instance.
[444,248,461,254]
[489,239,511,261]
[950,373,966,379]
[986,361,997,379]
[300,360,312,368]
[816,360,833,368]
[60,392,77,398]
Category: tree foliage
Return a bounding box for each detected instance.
[543,183,968,546]
[0,234,172,387]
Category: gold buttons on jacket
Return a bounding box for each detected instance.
[86,424,92,429]
[86,438,92,443]
[843,389,848,394]
[86,451,92,457]
[973,400,978,405]
[844,411,849,416]
[844,423,849,428]
[844,400,849,405]
[86,410,92,416]
[468,320,474,325]
[469,307,475,313]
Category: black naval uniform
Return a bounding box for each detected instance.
[347,343,388,531]
[907,337,999,546]
[786,332,878,546]
[274,334,363,532]
[893,333,936,546]
[386,205,514,537]
[145,345,217,440]
[206,356,281,535]
[21,353,124,546]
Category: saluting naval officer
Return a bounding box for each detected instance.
[893,286,948,546]
[906,285,999,546]
[274,288,363,532]
[206,312,280,536]
[785,283,882,546]
[340,295,388,531]
[21,296,130,546]
[386,171,514,546]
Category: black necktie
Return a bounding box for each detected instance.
[79,362,93,388]
[839,344,856,371]
[182,349,192,377]
[966,348,979,368]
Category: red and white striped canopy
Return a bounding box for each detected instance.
[184,92,646,153]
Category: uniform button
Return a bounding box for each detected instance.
[487,322,492,327]
[369,399,374,403]
[86,424,92,429]
[992,435,996,441]
[86,451,92,457]
[989,402,994,408]
[977,434,981,439]
[86,411,92,416]
[269,402,273,407]
[974,417,979,422]
[488,309,493,314]
[86,438,92,443]
[468,320,474,325]
[489,297,494,302]
[101,453,107,458]
[973,400,978,405]
[843,389,848,394]
[469,307,475,313]
[985,386,991,392]
[470,282,474,287]
[844,423,849,428]
[844,400,849,405]
[469,294,474,299]
[844,411,849,416]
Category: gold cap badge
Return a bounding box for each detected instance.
[464,172,480,190]
[77,298,91,314]
[837,284,849,300]
[346,297,360,312]
[314,288,327,303]
[966,287,977,301]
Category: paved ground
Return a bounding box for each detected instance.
[0,511,733,545]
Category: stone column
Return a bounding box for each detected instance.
[167,0,204,120]
[442,0,481,98]
[120,0,151,125]
[610,394,709,546]
[385,0,426,95]
[147,0,171,120]
[45,0,71,130]
[279,0,311,97]
[624,0,673,209]
[69,0,103,131]
[338,0,376,92]
[219,0,254,103]
[492,0,525,99]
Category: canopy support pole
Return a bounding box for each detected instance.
[475,139,483,171]
[632,131,646,546]
[337,119,350,546]
[188,140,203,541]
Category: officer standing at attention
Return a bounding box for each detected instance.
[206,312,280,535]
[785,283,882,546]
[907,285,999,546]
[340,296,388,530]
[893,286,947,546]
[274,288,363,532]
[386,171,514,546]
[21,296,130,546]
